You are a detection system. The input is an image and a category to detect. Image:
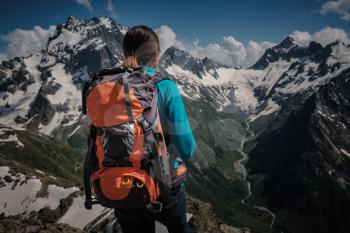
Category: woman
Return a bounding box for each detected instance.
[113,25,196,233]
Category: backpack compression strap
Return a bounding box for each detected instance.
[121,68,134,123]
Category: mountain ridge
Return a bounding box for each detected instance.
[0,16,349,233]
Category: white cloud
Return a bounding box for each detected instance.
[106,0,118,19]
[222,36,247,66]
[191,39,234,66]
[0,53,7,62]
[0,25,56,59]
[154,25,185,54]
[291,26,350,47]
[290,31,312,47]
[75,0,93,12]
[245,40,275,67]
[320,0,350,21]
[190,36,275,68]
[313,27,350,45]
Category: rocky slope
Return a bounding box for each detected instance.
[0,16,127,143]
[251,37,350,121]
[246,68,350,233]
[0,163,251,233]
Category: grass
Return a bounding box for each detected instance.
[0,126,84,186]
[179,100,277,232]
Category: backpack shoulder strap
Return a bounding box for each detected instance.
[98,66,141,77]
[151,74,172,85]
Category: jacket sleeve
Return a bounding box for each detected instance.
[156,80,196,159]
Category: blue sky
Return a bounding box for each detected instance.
[0,0,349,66]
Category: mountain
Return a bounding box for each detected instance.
[160,46,229,79]
[0,16,127,144]
[251,37,350,120]
[243,37,350,233]
[159,46,262,113]
[246,68,350,233]
[0,16,349,233]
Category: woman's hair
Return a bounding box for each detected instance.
[122,25,160,69]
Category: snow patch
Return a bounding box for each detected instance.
[340,149,350,158]
[49,29,82,50]
[35,169,45,175]
[0,166,78,216]
[38,63,81,135]
[165,64,262,111]
[68,125,81,138]
[0,54,43,128]
[250,99,281,121]
[216,68,262,111]
[100,17,113,29]
[58,196,109,229]
[47,63,81,105]
[118,25,128,35]
[0,166,10,177]
[0,127,24,148]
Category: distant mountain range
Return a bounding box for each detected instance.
[0,16,349,233]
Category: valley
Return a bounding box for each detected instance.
[234,121,276,228]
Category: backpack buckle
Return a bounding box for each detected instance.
[146,201,163,214]
[137,115,152,132]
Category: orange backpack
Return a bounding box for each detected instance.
[82,66,187,212]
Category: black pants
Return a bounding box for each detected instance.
[114,187,190,233]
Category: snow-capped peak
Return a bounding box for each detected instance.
[160,46,228,79]
[63,16,116,32]
[277,36,297,50]
[251,36,299,70]
[0,16,127,136]
[1,16,350,138]
[64,15,79,30]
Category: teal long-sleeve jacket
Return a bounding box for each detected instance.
[143,66,196,168]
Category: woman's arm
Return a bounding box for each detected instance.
[156,80,196,159]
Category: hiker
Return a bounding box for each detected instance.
[82,25,196,233]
